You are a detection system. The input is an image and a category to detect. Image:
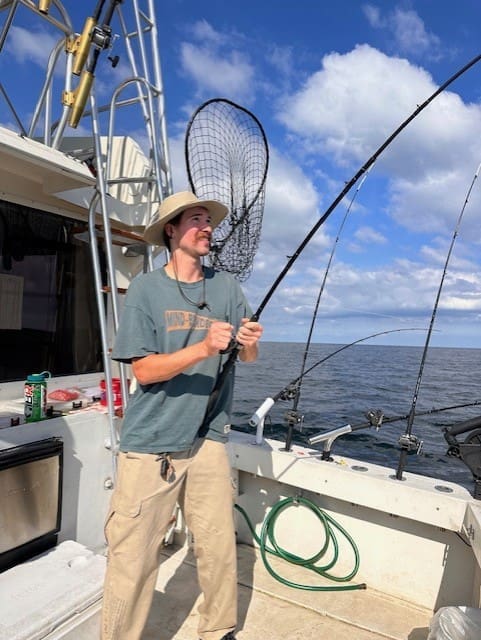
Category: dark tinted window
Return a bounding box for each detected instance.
[0,200,104,381]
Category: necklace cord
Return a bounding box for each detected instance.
[170,262,208,310]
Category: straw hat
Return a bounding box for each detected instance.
[143,191,228,246]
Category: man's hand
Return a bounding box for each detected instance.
[236,318,263,362]
[203,321,235,356]
[236,318,263,348]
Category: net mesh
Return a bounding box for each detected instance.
[185,98,269,281]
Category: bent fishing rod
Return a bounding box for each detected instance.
[200,50,481,433]
[248,328,424,432]
[284,170,372,450]
[395,161,481,481]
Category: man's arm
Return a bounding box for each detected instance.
[132,321,234,384]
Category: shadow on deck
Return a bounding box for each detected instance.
[143,543,432,640]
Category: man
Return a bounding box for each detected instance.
[101,191,263,640]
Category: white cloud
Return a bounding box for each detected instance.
[180,42,254,101]
[392,8,441,55]
[277,45,436,165]
[363,4,383,29]
[277,44,481,240]
[178,21,256,102]
[190,19,226,45]
[363,5,442,57]
[354,226,388,245]
[267,45,294,78]
[261,149,323,248]
[5,25,58,66]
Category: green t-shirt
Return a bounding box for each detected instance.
[111,266,252,453]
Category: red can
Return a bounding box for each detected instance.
[100,378,123,407]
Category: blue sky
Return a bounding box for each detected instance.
[2,1,481,348]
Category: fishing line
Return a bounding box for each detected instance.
[275,328,425,401]
[395,161,481,480]
[285,169,373,450]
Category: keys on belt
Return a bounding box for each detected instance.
[156,453,176,482]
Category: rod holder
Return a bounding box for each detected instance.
[72,17,96,76]
[38,0,52,13]
[67,70,94,128]
[249,397,274,428]
[308,424,353,460]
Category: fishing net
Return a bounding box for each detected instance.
[185,98,269,281]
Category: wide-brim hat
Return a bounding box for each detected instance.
[143,191,228,247]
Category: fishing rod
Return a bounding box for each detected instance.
[201,50,481,432]
[395,161,481,481]
[358,400,481,430]
[306,400,481,465]
[284,170,372,451]
[249,327,425,434]
[67,0,122,128]
[311,399,481,437]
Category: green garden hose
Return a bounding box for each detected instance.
[235,496,366,591]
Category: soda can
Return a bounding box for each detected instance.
[24,372,49,422]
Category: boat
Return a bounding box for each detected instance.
[1,2,481,639]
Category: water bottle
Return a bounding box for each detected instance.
[24,371,49,422]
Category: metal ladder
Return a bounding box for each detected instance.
[85,0,173,476]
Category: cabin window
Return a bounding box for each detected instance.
[0,200,104,381]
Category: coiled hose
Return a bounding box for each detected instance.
[235,496,366,591]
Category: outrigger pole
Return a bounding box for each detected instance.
[201,50,481,431]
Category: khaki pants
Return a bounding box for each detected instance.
[101,439,237,640]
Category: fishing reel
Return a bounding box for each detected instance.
[444,416,481,499]
[284,408,304,431]
[91,24,113,51]
[398,433,423,454]
[366,409,384,430]
[277,383,299,402]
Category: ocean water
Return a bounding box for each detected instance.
[231,342,481,494]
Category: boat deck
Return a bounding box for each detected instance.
[146,542,432,640]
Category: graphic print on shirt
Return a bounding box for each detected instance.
[165,310,215,332]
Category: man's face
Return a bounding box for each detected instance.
[170,206,213,257]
